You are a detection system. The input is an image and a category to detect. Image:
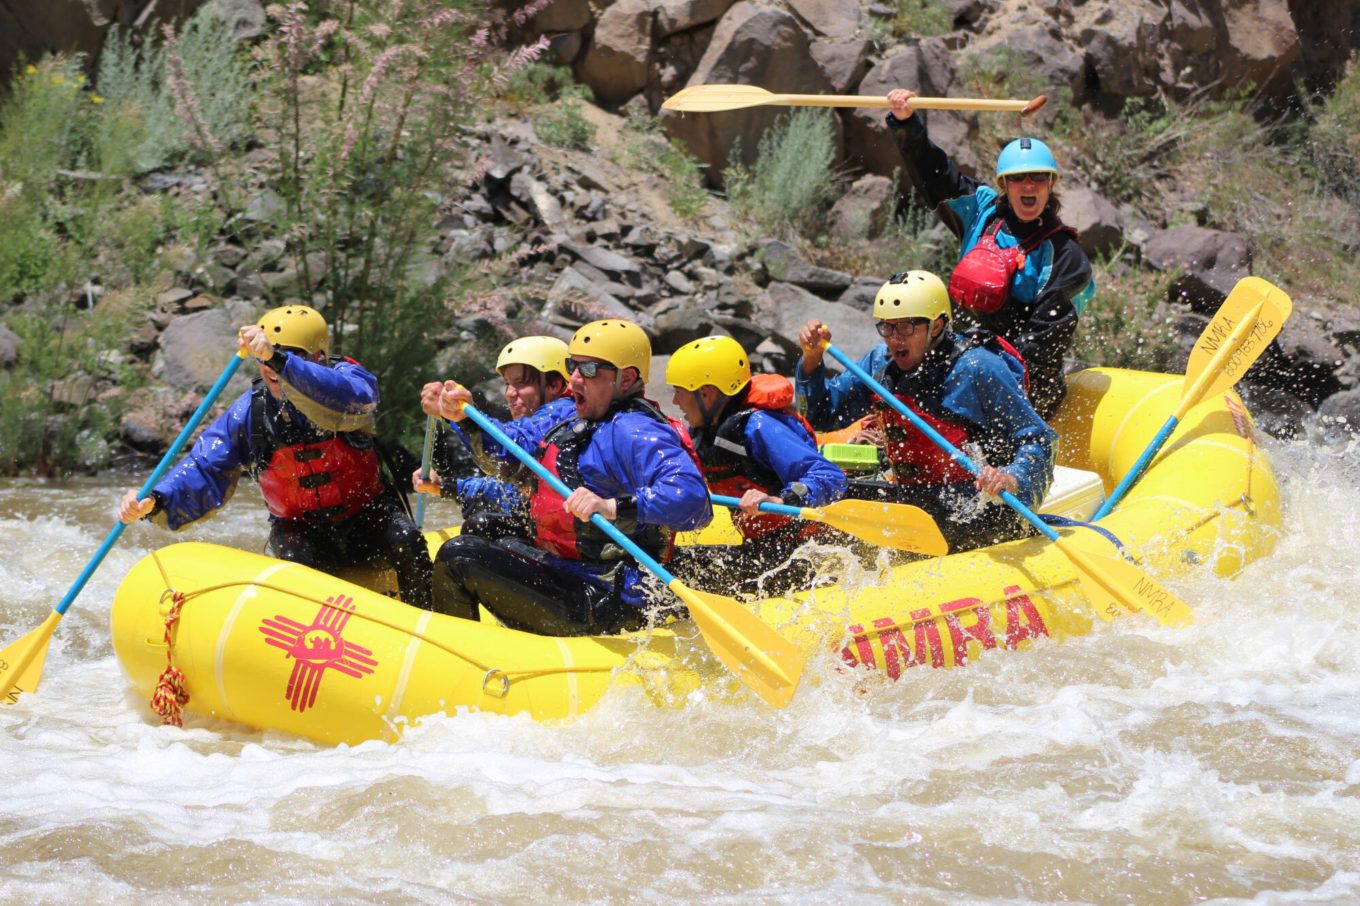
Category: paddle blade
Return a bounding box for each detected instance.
[662,84,779,112]
[1184,276,1292,406]
[1057,537,1193,627]
[668,579,802,708]
[811,500,949,556]
[0,611,61,705]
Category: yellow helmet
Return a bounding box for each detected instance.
[874,271,951,323]
[256,305,329,356]
[666,335,751,395]
[496,336,569,381]
[568,319,651,381]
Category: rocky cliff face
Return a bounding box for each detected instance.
[6,0,1360,452]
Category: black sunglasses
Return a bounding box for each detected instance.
[1003,171,1052,185]
[876,319,928,339]
[564,357,617,379]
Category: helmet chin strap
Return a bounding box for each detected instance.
[926,318,948,352]
[696,387,725,428]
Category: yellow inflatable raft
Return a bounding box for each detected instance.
[111,368,1281,744]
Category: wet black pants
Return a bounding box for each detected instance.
[430,534,648,636]
[267,493,433,610]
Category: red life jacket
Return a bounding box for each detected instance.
[257,439,384,521]
[872,395,976,486]
[950,219,1074,313]
[529,396,697,562]
[698,375,824,541]
[870,334,1019,486]
[249,373,386,522]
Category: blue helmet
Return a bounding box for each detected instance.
[995,137,1059,180]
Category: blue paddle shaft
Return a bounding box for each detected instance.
[414,415,436,529]
[822,343,1060,543]
[55,352,247,616]
[461,405,676,584]
[1091,415,1177,520]
[710,494,800,517]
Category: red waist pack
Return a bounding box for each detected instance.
[950,220,1069,313]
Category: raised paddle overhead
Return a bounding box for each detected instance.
[662,84,1047,116]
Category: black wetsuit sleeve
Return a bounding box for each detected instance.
[1012,232,1090,363]
[887,111,981,238]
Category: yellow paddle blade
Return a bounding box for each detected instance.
[806,500,949,556]
[1183,276,1292,410]
[0,611,61,705]
[1056,537,1193,627]
[667,579,802,708]
[663,84,782,112]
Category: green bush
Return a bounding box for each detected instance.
[1069,257,1179,372]
[614,108,710,221]
[95,11,253,174]
[877,0,954,40]
[0,299,140,474]
[208,0,554,447]
[538,100,594,150]
[726,107,841,239]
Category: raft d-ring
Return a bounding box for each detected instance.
[158,588,180,618]
[482,669,510,698]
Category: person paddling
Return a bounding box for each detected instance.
[426,319,712,634]
[118,305,433,609]
[887,88,1093,419]
[665,335,848,596]
[796,271,1056,551]
[412,336,575,542]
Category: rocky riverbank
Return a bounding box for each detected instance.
[2,0,1359,473]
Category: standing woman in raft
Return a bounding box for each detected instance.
[886,88,1094,420]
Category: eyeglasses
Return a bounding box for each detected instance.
[564,357,617,379]
[1003,171,1053,185]
[875,319,928,339]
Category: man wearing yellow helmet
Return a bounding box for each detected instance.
[413,336,574,541]
[118,305,433,608]
[885,88,1094,419]
[665,335,847,594]
[423,319,712,634]
[796,271,1057,550]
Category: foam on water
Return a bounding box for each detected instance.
[2,439,1360,904]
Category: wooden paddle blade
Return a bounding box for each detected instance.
[662,84,779,112]
[1057,537,1193,627]
[1185,276,1292,405]
[812,500,949,556]
[668,579,802,708]
[0,611,61,705]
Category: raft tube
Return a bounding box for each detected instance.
[111,368,1281,744]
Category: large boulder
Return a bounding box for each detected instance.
[1060,183,1125,259]
[654,0,739,38]
[786,0,860,38]
[152,302,257,395]
[844,43,976,181]
[1142,225,1251,311]
[578,0,653,105]
[1077,0,1168,99]
[0,323,20,368]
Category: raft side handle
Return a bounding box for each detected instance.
[482,668,510,698]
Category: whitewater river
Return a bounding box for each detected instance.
[2,431,1358,905]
